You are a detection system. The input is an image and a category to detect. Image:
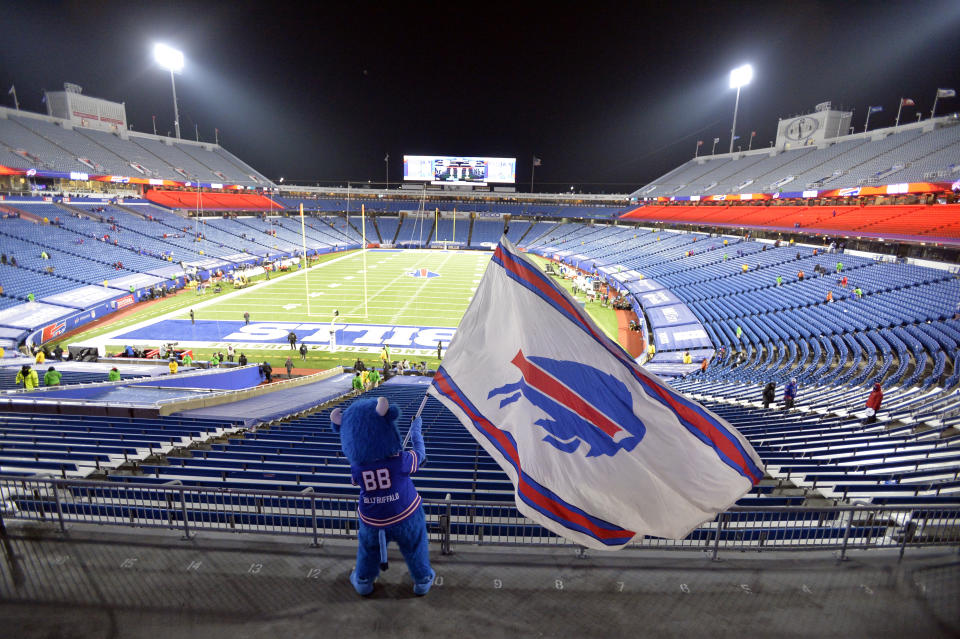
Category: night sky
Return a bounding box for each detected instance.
[2,1,960,192]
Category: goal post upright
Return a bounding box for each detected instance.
[300,203,311,315]
[362,203,369,318]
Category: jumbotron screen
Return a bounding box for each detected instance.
[403,155,516,185]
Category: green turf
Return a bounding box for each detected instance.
[184,249,490,325]
[57,248,621,373]
[527,255,620,341]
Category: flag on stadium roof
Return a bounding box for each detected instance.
[901,98,915,106]
[533,156,542,167]
[868,105,883,113]
[712,137,720,143]
[697,140,703,146]
[937,88,956,98]
[428,237,764,550]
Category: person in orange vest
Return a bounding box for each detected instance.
[826,290,834,303]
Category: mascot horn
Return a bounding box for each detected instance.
[331,395,435,596]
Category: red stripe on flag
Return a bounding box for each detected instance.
[630,370,761,484]
[433,373,635,541]
[511,349,626,441]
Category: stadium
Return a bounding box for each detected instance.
[1,5,960,638]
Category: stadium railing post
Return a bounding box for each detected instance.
[310,495,320,548]
[838,509,855,562]
[52,480,66,534]
[711,512,726,561]
[898,518,917,562]
[178,488,192,541]
[440,496,452,556]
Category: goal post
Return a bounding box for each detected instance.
[299,201,369,322]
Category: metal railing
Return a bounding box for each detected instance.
[1,475,957,560]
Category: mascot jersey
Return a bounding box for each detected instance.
[351,450,422,527]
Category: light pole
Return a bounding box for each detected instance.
[728,64,753,154]
[154,43,184,139]
[385,154,389,189]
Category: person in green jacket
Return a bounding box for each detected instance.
[210,353,220,367]
[352,371,364,393]
[181,352,193,367]
[368,368,381,387]
[15,365,39,390]
[43,366,61,386]
[108,367,121,382]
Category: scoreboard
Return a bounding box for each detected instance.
[403,155,516,185]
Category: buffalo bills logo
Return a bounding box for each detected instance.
[407,268,439,279]
[487,350,646,457]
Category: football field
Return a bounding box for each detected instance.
[87,249,493,358]
[191,249,489,326]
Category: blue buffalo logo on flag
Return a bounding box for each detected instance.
[488,350,646,458]
[429,237,764,550]
[407,268,440,279]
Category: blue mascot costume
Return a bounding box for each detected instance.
[331,396,435,596]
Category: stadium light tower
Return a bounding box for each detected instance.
[154,43,184,140]
[728,64,753,154]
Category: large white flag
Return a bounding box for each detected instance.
[428,238,764,550]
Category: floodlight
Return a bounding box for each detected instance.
[154,43,184,139]
[154,43,184,73]
[729,64,753,89]
[728,65,753,153]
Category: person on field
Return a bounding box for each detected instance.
[288,331,298,350]
[243,311,250,325]
[238,352,248,366]
[260,360,272,382]
[285,356,294,378]
[299,343,307,361]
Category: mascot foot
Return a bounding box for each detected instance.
[350,569,375,596]
[413,569,436,596]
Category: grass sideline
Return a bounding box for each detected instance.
[54,249,623,373]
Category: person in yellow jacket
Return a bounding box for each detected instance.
[35,350,45,365]
[168,358,178,374]
[682,350,692,364]
[15,365,39,390]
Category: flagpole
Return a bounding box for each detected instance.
[864,109,872,133]
[694,141,700,158]
[531,155,536,193]
[895,99,903,127]
[402,394,430,448]
[931,92,939,120]
[9,86,18,111]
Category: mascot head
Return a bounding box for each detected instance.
[330,396,402,465]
